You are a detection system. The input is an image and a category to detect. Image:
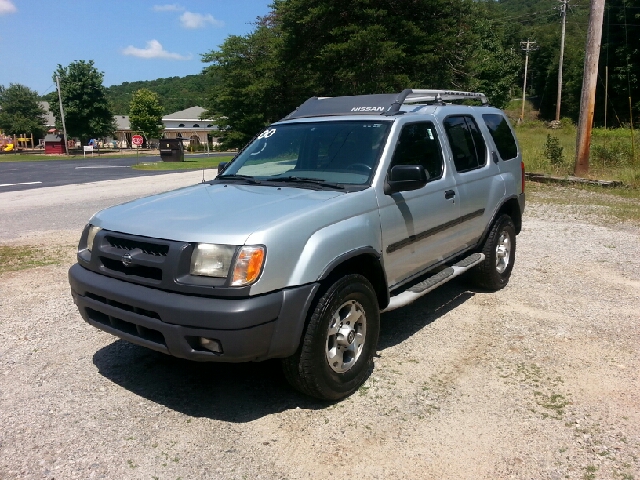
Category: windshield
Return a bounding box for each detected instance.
[220,121,391,185]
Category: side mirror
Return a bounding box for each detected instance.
[384,165,428,195]
[217,162,229,175]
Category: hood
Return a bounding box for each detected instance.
[91,183,344,244]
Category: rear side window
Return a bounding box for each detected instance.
[482,114,518,160]
[390,122,444,181]
[443,116,487,173]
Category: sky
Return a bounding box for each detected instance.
[0,0,272,96]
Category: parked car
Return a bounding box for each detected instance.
[69,89,525,400]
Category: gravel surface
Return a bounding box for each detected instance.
[0,178,638,479]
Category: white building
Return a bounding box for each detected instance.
[161,106,218,147]
[38,103,219,149]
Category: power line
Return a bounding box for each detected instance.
[500,8,557,21]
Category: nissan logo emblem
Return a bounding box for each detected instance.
[121,253,133,267]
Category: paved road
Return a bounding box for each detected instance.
[0,171,206,241]
[0,153,229,193]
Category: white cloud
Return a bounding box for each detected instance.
[0,0,17,15]
[122,40,191,60]
[180,11,224,29]
[152,4,184,12]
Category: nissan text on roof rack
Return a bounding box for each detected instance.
[69,89,525,400]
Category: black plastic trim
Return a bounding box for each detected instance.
[69,264,319,362]
[318,247,383,280]
[477,195,522,245]
[387,209,485,254]
[78,229,255,298]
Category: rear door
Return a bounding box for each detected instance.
[481,113,523,197]
[442,114,503,247]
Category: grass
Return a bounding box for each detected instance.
[0,153,88,162]
[506,100,640,188]
[0,245,64,274]
[527,182,640,224]
[0,148,135,162]
[583,465,598,480]
[534,391,571,420]
[0,150,226,163]
[132,156,233,171]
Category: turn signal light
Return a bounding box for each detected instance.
[231,246,265,286]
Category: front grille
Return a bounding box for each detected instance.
[86,307,166,346]
[100,257,163,281]
[86,292,161,320]
[105,236,169,257]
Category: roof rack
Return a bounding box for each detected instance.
[283,89,488,120]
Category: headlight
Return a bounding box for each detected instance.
[86,225,101,252]
[190,243,265,285]
[190,244,236,278]
[231,246,265,286]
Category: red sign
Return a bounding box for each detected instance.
[132,135,144,146]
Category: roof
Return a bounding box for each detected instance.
[44,133,63,142]
[283,89,488,120]
[115,115,130,130]
[39,101,56,127]
[162,106,212,121]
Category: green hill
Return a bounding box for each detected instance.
[105,74,215,115]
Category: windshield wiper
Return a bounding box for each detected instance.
[216,174,262,185]
[266,176,345,190]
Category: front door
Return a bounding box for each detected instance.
[377,121,463,288]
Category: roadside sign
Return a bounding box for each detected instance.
[132,135,144,146]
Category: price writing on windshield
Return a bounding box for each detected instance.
[257,129,277,139]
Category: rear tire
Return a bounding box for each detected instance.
[468,214,516,291]
[282,274,380,400]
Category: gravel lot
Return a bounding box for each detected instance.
[0,177,638,479]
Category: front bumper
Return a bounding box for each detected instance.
[69,264,318,362]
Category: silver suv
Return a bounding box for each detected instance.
[69,89,525,400]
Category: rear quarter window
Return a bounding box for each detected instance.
[482,114,518,160]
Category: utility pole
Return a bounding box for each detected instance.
[55,75,69,155]
[556,0,569,121]
[574,0,605,176]
[519,39,538,124]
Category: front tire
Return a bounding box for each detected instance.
[469,214,516,291]
[282,274,380,400]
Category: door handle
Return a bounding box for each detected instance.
[445,190,455,199]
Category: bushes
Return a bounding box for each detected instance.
[543,134,564,165]
[591,143,634,167]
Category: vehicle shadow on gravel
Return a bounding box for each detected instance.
[93,342,325,422]
[378,279,475,350]
[93,279,475,423]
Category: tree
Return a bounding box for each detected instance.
[202,16,285,149]
[462,7,521,109]
[0,83,46,136]
[202,0,482,148]
[129,89,164,142]
[50,60,115,143]
[495,0,589,121]
[274,0,478,96]
[597,0,640,126]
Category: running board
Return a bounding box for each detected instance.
[382,253,485,313]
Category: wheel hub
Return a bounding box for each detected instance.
[325,300,367,374]
[337,324,356,346]
[495,231,511,274]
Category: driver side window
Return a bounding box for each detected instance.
[389,122,444,181]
